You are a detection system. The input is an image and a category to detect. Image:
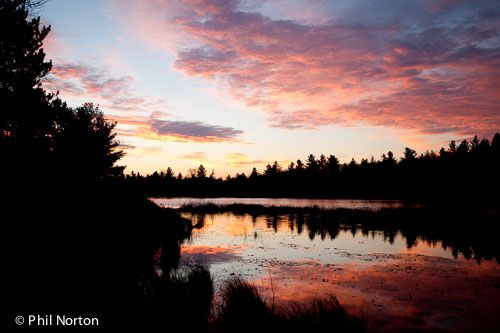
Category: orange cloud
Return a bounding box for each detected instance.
[224,153,265,168]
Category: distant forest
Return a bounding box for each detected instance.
[120,134,500,200]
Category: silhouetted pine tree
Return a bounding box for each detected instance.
[0,0,54,170]
[1,0,124,183]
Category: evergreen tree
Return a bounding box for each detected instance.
[197,165,207,178]
[165,167,174,178]
[306,154,318,174]
[1,0,124,182]
[326,155,340,174]
[53,103,124,179]
[1,0,54,160]
[250,167,259,179]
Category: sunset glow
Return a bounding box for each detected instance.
[41,0,500,176]
[5,2,499,329]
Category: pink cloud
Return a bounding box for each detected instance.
[45,62,157,113]
[123,0,500,138]
[44,61,246,144]
[424,0,470,14]
[179,152,208,161]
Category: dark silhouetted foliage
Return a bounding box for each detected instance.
[122,133,500,202]
[218,277,272,332]
[214,277,365,333]
[53,102,124,179]
[0,0,54,168]
[274,295,365,333]
[3,1,131,330]
[0,0,124,184]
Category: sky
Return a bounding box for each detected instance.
[40,0,500,177]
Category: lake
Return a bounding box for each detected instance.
[150,198,500,331]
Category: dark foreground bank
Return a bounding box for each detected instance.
[2,181,190,330]
[3,182,368,332]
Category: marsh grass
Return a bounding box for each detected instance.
[143,262,214,330]
[146,265,365,332]
[274,296,366,333]
[211,277,366,333]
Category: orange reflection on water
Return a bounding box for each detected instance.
[182,244,250,255]
[224,215,254,237]
[254,254,500,331]
[177,211,500,331]
[182,212,293,237]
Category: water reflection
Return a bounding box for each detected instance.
[255,255,500,332]
[180,208,499,264]
[177,208,500,331]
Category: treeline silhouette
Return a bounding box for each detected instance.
[122,134,500,201]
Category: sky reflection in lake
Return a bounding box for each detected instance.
[178,211,500,332]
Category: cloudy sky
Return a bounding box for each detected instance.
[41,0,500,176]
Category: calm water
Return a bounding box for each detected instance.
[150,198,500,331]
[151,197,420,210]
